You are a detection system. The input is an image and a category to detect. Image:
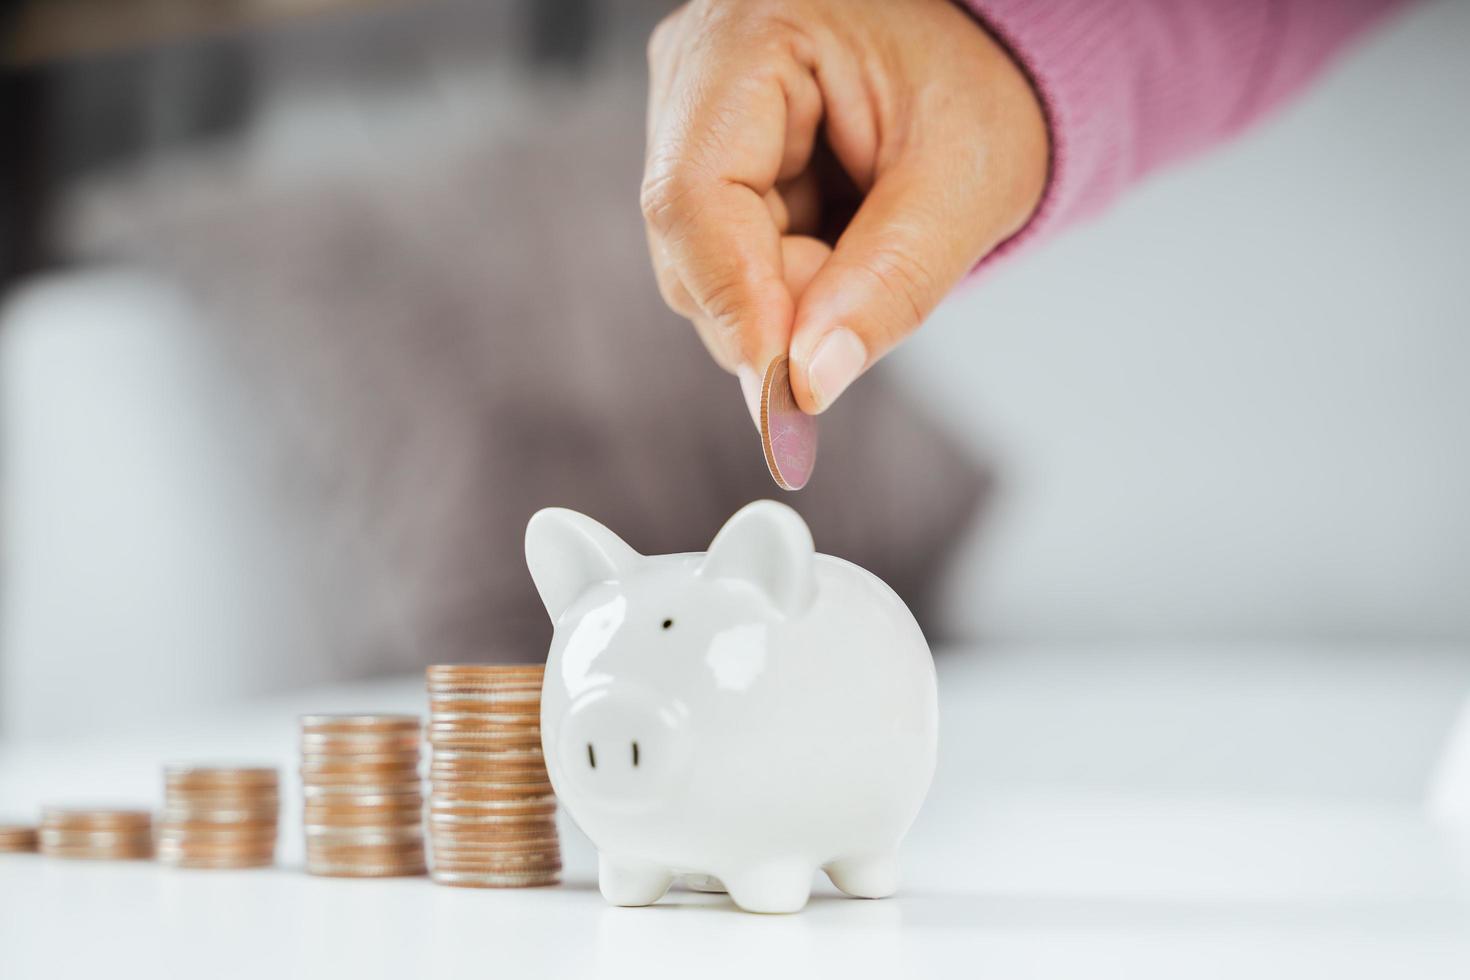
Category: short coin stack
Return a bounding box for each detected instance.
[39,807,154,860]
[300,714,426,877]
[0,823,39,852]
[426,664,561,888]
[157,766,279,869]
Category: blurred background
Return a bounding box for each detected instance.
[1,0,1468,814]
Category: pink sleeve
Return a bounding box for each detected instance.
[961,0,1413,259]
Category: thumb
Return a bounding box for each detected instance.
[787,158,1003,415]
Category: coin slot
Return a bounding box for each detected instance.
[587,743,597,769]
[631,741,640,767]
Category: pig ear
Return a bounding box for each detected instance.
[525,508,640,622]
[699,500,815,617]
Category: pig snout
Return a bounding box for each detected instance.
[558,685,689,812]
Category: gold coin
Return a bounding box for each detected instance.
[0,824,40,852]
[156,838,277,853]
[429,840,561,852]
[300,757,420,772]
[302,799,422,814]
[427,746,543,761]
[429,778,553,796]
[426,813,556,830]
[39,827,153,844]
[159,853,275,869]
[306,862,426,878]
[304,802,421,819]
[40,843,155,860]
[429,799,558,811]
[299,714,420,732]
[165,765,279,784]
[159,803,278,821]
[427,682,542,695]
[305,825,423,843]
[299,733,421,753]
[305,847,424,864]
[430,836,560,853]
[40,807,152,829]
[427,664,544,678]
[301,769,421,787]
[302,783,421,799]
[430,824,558,842]
[426,732,540,746]
[303,797,421,810]
[426,713,537,725]
[157,823,278,840]
[165,788,279,803]
[428,762,548,780]
[430,861,562,877]
[429,683,542,696]
[759,353,817,491]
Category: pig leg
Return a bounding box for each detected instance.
[599,854,673,907]
[824,851,900,899]
[723,860,814,914]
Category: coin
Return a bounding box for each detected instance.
[295,717,417,731]
[38,808,155,860]
[424,664,562,888]
[41,806,153,829]
[759,354,817,491]
[0,824,39,852]
[165,765,278,785]
[159,765,279,870]
[299,714,426,877]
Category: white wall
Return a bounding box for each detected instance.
[895,1,1470,642]
[0,272,331,738]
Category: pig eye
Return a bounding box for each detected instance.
[661,618,673,630]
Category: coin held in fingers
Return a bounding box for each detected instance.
[759,356,817,491]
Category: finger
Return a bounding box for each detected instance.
[640,22,821,373]
[733,234,833,428]
[646,230,701,320]
[764,188,790,234]
[787,153,1000,414]
[781,233,831,300]
[777,170,822,237]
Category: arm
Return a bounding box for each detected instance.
[641,0,1411,418]
[967,0,1413,259]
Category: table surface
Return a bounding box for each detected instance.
[3,643,1469,979]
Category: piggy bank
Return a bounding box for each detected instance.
[525,500,938,913]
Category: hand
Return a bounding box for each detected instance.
[641,0,1049,418]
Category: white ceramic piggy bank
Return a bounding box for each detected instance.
[525,499,938,913]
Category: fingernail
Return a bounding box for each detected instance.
[806,328,867,412]
[736,364,762,430]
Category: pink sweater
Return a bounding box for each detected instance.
[962,0,1411,256]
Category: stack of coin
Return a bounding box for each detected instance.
[39,807,154,859]
[426,664,560,888]
[300,714,426,877]
[157,766,279,869]
[0,823,39,852]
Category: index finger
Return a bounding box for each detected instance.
[641,18,820,372]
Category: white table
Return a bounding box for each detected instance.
[4,644,1469,979]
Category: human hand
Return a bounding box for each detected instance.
[642,0,1049,418]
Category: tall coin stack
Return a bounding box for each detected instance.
[39,807,154,860]
[426,664,561,888]
[300,714,426,877]
[157,766,279,869]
